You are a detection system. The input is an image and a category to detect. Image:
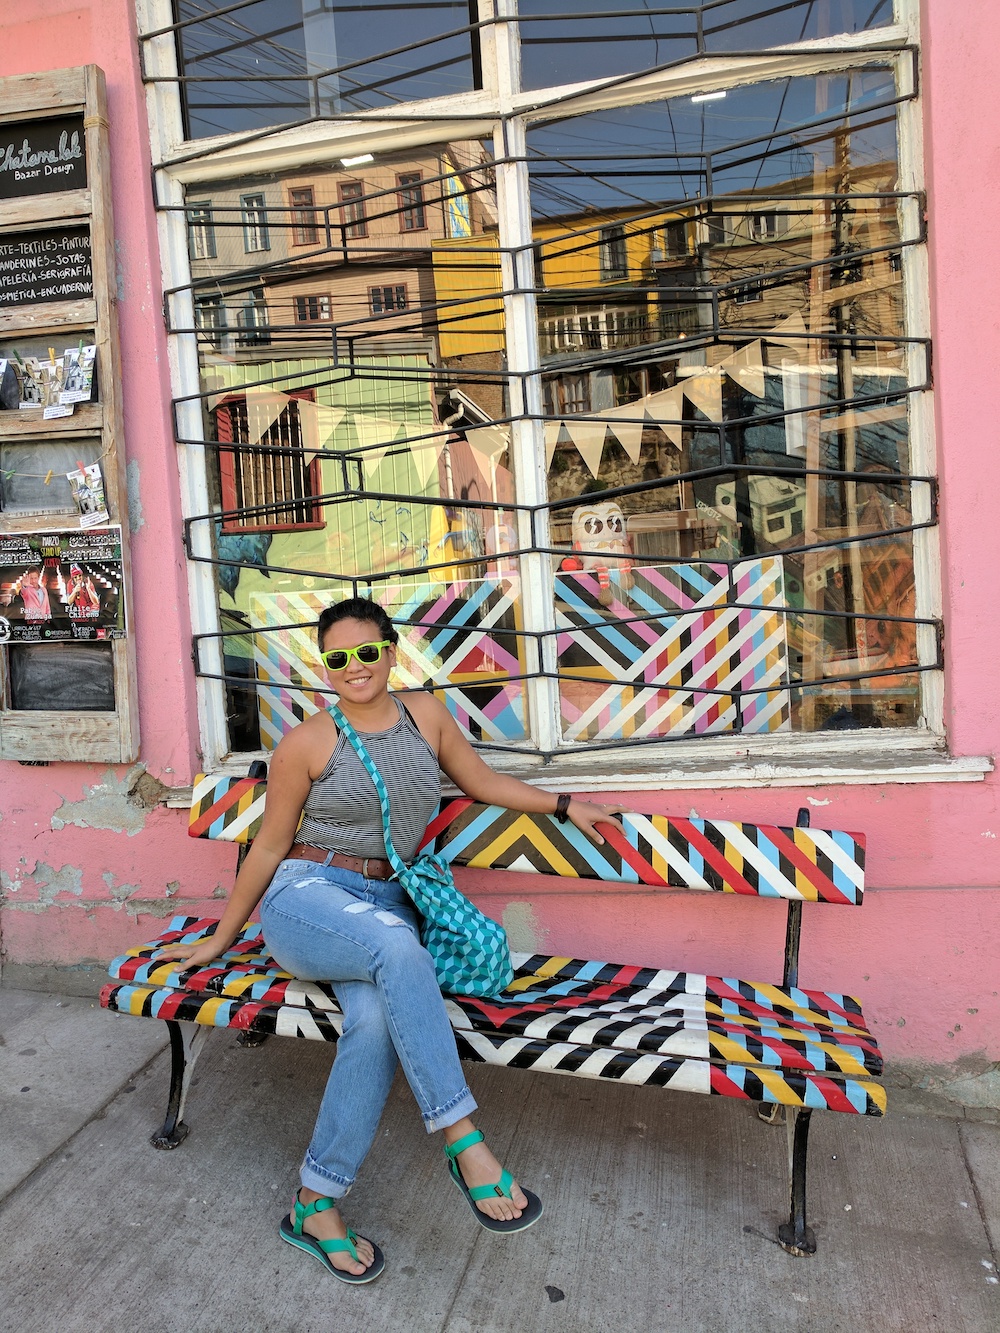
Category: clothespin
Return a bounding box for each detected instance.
[43,469,54,485]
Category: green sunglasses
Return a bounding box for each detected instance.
[320,640,392,672]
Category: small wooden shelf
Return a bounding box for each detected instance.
[0,299,98,336]
[0,403,103,437]
[2,189,92,229]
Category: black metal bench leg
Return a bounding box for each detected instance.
[151,1021,211,1150]
[778,1108,816,1256]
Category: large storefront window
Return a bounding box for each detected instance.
[179,144,519,751]
[530,71,924,741]
[146,0,937,764]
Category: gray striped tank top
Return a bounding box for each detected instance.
[297,697,441,862]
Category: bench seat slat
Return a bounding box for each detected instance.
[108,919,873,1039]
[107,966,880,1070]
[99,979,885,1116]
[448,1006,881,1076]
[454,1029,885,1115]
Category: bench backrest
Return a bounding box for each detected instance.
[189,773,865,906]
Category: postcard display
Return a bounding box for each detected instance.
[0,68,138,760]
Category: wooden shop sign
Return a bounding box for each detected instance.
[0,227,93,308]
[0,115,88,199]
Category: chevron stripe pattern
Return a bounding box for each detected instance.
[100,916,885,1115]
[250,591,330,750]
[555,559,790,742]
[423,801,866,904]
[186,781,865,903]
[248,581,528,749]
[386,577,529,743]
[188,774,268,844]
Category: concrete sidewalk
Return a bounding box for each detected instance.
[1,989,998,1333]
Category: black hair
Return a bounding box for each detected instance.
[317,597,398,647]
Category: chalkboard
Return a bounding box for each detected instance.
[0,228,92,308]
[0,438,103,519]
[0,116,87,200]
[8,641,115,711]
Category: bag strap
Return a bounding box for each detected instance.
[327,702,408,876]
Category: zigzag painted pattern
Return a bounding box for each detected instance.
[424,801,865,904]
[249,581,528,749]
[188,774,268,844]
[248,564,786,749]
[555,560,790,742]
[100,917,885,1114]
[387,578,528,743]
[187,783,865,906]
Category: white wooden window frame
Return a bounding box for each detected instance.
[137,0,980,789]
[240,192,269,252]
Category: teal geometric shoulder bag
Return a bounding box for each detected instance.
[328,702,514,999]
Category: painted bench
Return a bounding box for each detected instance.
[100,770,884,1256]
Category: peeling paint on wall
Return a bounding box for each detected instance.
[502,900,548,954]
[126,459,145,534]
[101,871,141,902]
[2,862,84,906]
[50,766,167,837]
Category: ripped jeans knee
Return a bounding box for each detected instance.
[257,858,477,1177]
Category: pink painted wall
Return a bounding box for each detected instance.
[0,1,997,1080]
[0,1,236,969]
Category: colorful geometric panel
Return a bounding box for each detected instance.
[188,774,268,843]
[100,916,884,1115]
[382,577,528,743]
[248,579,528,750]
[450,1027,886,1115]
[186,775,864,902]
[249,589,339,750]
[424,801,866,904]
[554,559,789,741]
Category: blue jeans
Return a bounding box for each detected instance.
[259,860,478,1198]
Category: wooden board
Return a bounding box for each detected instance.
[0,66,138,762]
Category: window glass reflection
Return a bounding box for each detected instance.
[183,142,528,750]
[174,0,480,139]
[529,72,922,738]
[517,0,894,92]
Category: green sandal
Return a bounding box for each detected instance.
[279,1191,385,1283]
[444,1130,543,1234]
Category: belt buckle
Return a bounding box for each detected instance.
[362,857,371,879]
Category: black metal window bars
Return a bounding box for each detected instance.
[143,1,895,143]
[143,4,932,756]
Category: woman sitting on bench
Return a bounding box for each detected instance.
[157,597,626,1284]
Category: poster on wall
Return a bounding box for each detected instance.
[0,115,88,199]
[0,526,126,642]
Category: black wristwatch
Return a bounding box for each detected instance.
[554,793,572,823]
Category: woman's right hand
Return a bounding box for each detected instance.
[153,938,229,970]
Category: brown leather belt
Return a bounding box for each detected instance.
[286,844,395,881]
